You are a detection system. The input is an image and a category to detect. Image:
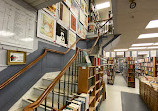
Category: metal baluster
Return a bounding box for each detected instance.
[52,89,54,110]
[63,73,66,105]
[58,80,61,109]
[80,51,82,63]
[74,58,77,93]
[35,108,37,111]
[71,63,74,95]
[45,97,47,111]
[67,67,70,100]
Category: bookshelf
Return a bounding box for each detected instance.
[107,57,115,85]
[78,65,104,111]
[127,57,135,88]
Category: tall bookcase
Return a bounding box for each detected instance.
[107,57,115,85]
[78,66,104,111]
[127,57,135,88]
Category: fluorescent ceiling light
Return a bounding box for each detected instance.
[146,20,158,29]
[138,51,149,55]
[138,33,158,39]
[117,52,124,55]
[129,47,147,50]
[0,31,15,37]
[114,49,128,52]
[147,46,158,49]
[153,43,158,45]
[132,43,153,46]
[96,2,110,10]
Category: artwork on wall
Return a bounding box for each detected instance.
[77,21,83,37]
[71,0,79,18]
[81,0,85,11]
[7,50,26,65]
[68,30,76,49]
[37,10,56,42]
[70,13,77,33]
[59,2,70,28]
[84,3,88,15]
[56,22,68,47]
[80,9,85,25]
[82,27,86,39]
[43,3,58,18]
[64,0,71,8]
[84,15,88,29]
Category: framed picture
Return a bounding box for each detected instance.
[7,50,26,65]
[59,2,70,28]
[43,3,59,18]
[84,2,88,15]
[82,27,86,39]
[56,22,68,47]
[77,21,83,37]
[70,13,77,33]
[80,9,85,25]
[68,30,76,50]
[37,9,56,42]
[80,0,85,11]
[71,0,79,19]
[84,15,88,29]
[64,0,71,8]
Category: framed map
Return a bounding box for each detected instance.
[77,21,83,37]
[56,22,68,47]
[59,2,70,28]
[70,13,77,33]
[68,30,76,50]
[71,0,80,19]
[37,10,56,42]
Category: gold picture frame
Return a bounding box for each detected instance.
[7,50,26,65]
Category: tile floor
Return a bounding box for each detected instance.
[100,73,139,111]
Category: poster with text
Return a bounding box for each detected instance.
[77,21,83,37]
[68,30,76,50]
[37,10,56,42]
[60,2,70,28]
[71,0,79,18]
[64,0,71,7]
[70,13,77,33]
[56,22,68,46]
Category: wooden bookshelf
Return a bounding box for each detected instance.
[127,57,135,88]
[107,57,115,85]
[78,65,105,111]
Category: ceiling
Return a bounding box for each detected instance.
[96,0,158,51]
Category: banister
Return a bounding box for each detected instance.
[0,38,81,90]
[23,48,80,111]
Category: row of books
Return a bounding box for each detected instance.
[89,68,95,77]
[128,64,135,69]
[142,67,153,72]
[144,57,153,62]
[88,78,94,89]
[127,57,135,61]
[63,93,89,111]
[142,62,153,67]
[127,61,135,64]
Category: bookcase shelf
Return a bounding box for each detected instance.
[107,57,115,85]
[78,65,105,111]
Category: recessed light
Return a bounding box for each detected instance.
[132,43,153,46]
[147,46,158,49]
[138,33,158,39]
[129,47,147,50]
[96,2,110,10]
[146,20,158,29]
[114,49,128,52]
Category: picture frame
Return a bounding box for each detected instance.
[7,50,26,65]
[37,9,56,43]
[70,13,77,33]
[68,30,76,50]
[70,0,80,19]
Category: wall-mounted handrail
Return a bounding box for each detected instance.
[0,38,81,90]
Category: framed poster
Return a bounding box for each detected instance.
[84,15,88,29]
[7,50,26,65]
[56,22,68,47]
[64,0,71,8]
[70,13,77,33]
[59,2,70,28]
[68,30,76,50]
[82,27,86,39]
[77,21,83,37]
[37,10,56,42]
[43,3,58,18]
[84,2,88,15]
[81,0,85,11]
[80,9,85,25]
[71,0,79,19]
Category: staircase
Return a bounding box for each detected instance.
[9,51,84,111]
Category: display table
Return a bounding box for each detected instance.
[139,76,158,111]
